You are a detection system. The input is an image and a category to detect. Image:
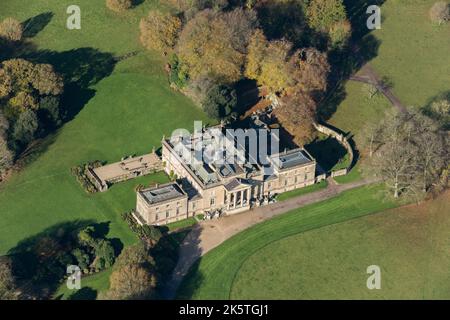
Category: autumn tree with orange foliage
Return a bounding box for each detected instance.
[245,29,293,94]
[140,11,182,53]
[100,244,157,300]
[176,8,257,83]
[275,90,318,146]
[246,31,330,145]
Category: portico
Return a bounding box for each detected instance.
[224,178,253,213]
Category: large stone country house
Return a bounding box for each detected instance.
[134,126,319,226]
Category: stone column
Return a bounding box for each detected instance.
[237,191,242,207]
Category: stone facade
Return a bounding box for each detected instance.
[135,128,317,226]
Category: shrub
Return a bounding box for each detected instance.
[168,54,189,88]
[122,211,163,246]
[106,0,132,12]
[71,248,91,272]
[71,161,104,193]
[429,1,450,25]
[0,18,23,41]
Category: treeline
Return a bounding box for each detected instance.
[139,0,352,145]
[363,109,449,200]
[0,17,65,178]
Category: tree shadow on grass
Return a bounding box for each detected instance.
[315,121,361,171]
[67,287,98,300]
[22,12,54,38]
[132,0,146,6]
[7,220,95,298]
[5,219,122,299]
[152,226,203,299]
[305,136,348,172]
[318,0,386,122]
[317,83,348,122]
[26,47,118,121]
[175,257,204,299]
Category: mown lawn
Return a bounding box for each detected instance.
[231,191,450,299]
[276,180,328,201]
[327,81,391,147]
[369,0,450,108]
[177,184,398,299]
[0,1,212,255]
[55,269,112,300]
[333,163,362,184]
[166,216,198,232]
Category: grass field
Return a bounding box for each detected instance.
[177,184,398,299]
[327,82,392,146]
[276,180,328,201]
[231,191,450,299]
[0,1,212,255]
[55,269,112,300]
[166,216,198,232]
[333,163,362,184]
[369,0,450,108]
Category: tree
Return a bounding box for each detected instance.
[71,248,91,272]
[0,256,18,300]
[0,135,13,175]
[413,114,447,192]
[100,244,156,300]
[245,30,293,94]
[38,96,62,129]
[12,109,38,149]
[113,243,154,270]
[0,59,63,110]
[366,110,448,198]
[184,75,217,105]
[306,0,347,32]
[430,98,450,115]
[102,264,156,300]
[289,47,330,94]
[203,84,237,119]
[256,0,306,45]
[328,19,351,49]
[245,29,267,81]
[275,90,317,145]
[429,1,450,25]
[77,226,97,247]
[306,0,351,49]
[0,111,13,174]
[140,11,182,53]
[30,63,64,96]
[106,0,133,12]
[0,18,23,42]
[176,8,257,83]
[93,240,115,271]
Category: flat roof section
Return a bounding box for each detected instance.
[214,162,244,178]
[270,149,313,170]
[93,153,160,183]
[141,183,186,205]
